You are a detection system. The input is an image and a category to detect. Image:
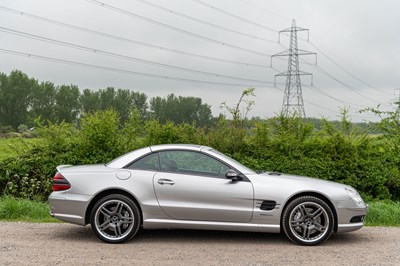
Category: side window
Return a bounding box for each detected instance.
[159,151,230,177]
[126,153,159,171]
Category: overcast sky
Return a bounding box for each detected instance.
[1,0,399,122]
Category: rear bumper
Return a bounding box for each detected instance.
[48,192,91,226]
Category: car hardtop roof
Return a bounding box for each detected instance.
[106,144,216,169]
[149,144,213,152]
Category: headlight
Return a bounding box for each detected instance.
[345,187,364,204]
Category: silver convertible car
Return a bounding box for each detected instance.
[49,144,368,245]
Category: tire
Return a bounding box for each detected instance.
[90,194,141,243]
[282,196,334,246]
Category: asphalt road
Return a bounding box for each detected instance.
[0,223,399,265]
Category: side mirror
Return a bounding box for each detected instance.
[225,169,241,181]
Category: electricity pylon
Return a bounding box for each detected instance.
[272,19,316,118]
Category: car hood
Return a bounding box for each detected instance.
[247,172,353,202]
[261,172,345,186]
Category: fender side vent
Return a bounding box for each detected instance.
[260,200,277,211]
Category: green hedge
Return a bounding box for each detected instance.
[1,109,399,201]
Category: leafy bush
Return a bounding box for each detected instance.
[241,113,398,200]
[1,107,400,202]
[17,124,29,133]
[0,141,72,201]
[0,125,13,133]
[142,119,206,146]
[76,109,122,163]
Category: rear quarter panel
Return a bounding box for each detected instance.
[54,165,167,223]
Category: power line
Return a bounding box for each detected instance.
[303,99,338,114]
[84,0,272,58]
[281,36,390,101]
[279,42,386,103]
[303,100,378,120]
[311,64,379,104]
[274,42,376,112]
[192,0,278,34]
[0,2,387,119]
[308,41,391,96]
[305,84,364,108]
[186,0,388,110]
[292,56,381,104]
[132,0,277,43]
[0,26,275,85]
[0,5,272,69]
[0,48,279,88]
[1,48,376,120]
[0,48,357,119]
[236,0,292,21]
[5,2,375,104]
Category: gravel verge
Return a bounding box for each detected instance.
[0,222,399,265]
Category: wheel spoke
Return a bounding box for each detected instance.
[120,216,133,224]
[291,220,304,227]
[115,224,122,237]
[99,220,110,231]
[299,205,308,216]
[115,202,124,216]
[310,207,323,219]
[302,226,311,240]
[100,207,112,218]
[313,221,326,232]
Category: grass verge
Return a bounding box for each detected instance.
[0,196,57,222]
[0,196,399,225]
[365,201,400,226]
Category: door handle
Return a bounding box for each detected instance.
[157,179,175,185]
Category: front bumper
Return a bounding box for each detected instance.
[336,203,368,233]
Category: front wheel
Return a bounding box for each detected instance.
[90,194,141,243]
[282,196,334,245]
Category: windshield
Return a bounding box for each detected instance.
[208,149,256,174]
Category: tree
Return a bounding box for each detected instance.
[54,85,80,123]
[0,70,37,129]
[99,87,116,111]
[114,89,137,124]
[79,89,100,114]
[30,81,57,123]
[131,91,148,120]
[150,94,212,126]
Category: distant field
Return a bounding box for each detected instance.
[0,138,38,160]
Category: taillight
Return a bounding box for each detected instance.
[53,172,71,191]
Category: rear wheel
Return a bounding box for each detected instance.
[90,194,140,243]
[282,196,334,245]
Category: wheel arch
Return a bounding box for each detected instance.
[85,188,143,226]
[280,192,338,233]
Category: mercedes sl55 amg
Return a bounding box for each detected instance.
[49,144,368,245]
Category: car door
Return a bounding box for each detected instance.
[153,150,254,223]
